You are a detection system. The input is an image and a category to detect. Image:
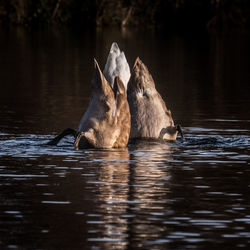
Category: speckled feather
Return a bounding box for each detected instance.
[127,57,178,140]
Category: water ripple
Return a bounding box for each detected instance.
[0,129,250,249]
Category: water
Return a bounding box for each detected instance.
[0,27,250,249]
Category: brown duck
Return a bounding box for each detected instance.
[48,59,131,149]
[127,58,184,141]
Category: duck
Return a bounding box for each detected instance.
[127,57,183,141]
[48,43,183,149]
[48,58,131,149]
[103,42,131,90]
[75,59,130,149]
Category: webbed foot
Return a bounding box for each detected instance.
[47,128,76,145]
[176,124,184,142]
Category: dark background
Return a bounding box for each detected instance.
[0,0,250,31]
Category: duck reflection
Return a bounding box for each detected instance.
[129,140,173,207]
[88,141,174,248]
[126,140,173,247]
[86,149,130,249]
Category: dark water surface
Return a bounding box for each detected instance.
[0,27,250,249]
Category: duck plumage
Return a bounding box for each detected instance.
[103,42,131,90]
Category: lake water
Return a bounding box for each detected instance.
[0,27,250,249]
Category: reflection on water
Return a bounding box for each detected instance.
[0,27,250,249]
[86,150,130,249]
[0,131,249,249]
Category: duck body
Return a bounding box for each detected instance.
[48,43,182,149]
[76,59,130,149]
[127,58,178,141]
[103,42,131,90]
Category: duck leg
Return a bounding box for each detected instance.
[74,132,84,150]
[47,128,76,145]
[74,131,95,150]
[176,124,184,142]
